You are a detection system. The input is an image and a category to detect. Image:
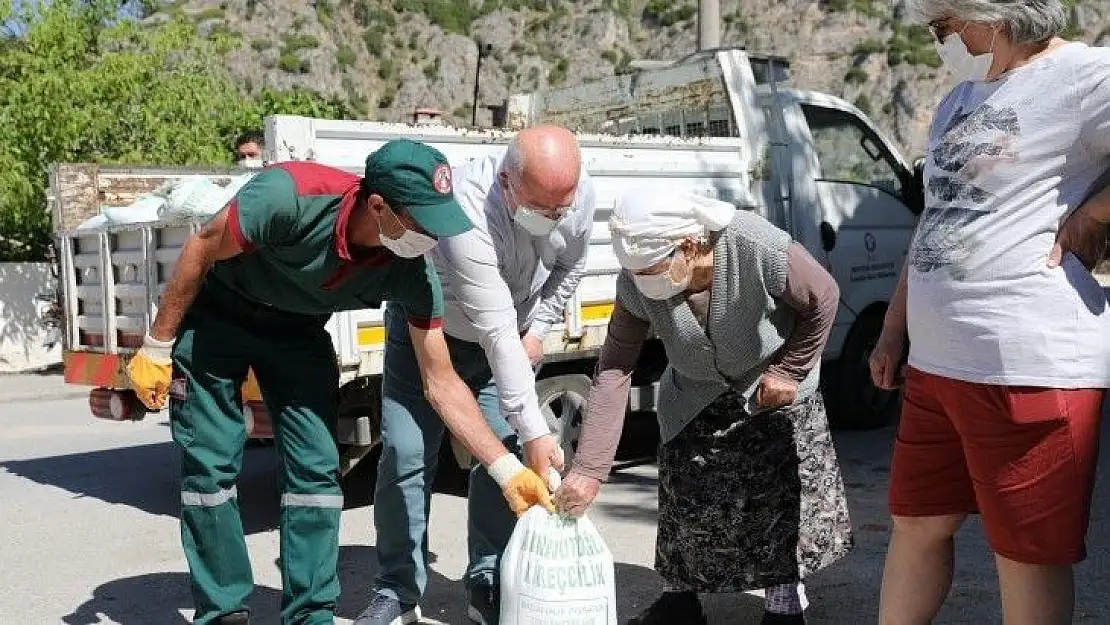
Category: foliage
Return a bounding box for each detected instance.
[853,94,872,115]
[315,0,334,23]
[378,56,395,79]
[887,24,942,68]
[615,49,633,75]
[392,0,475,34]
[0,0,350,261]
[851,39,885,56]
[643,0,695,27]
[194,7,223,21]
[353,1,396,29]
[423,56,440,80]
[278,51,310,73]
[278,33,318,73]
[377,87,396,108]
[282,34,319,51]
[844,66,868,84]
[825,0,883,18]
[601,0,631,19]
[363,25,388,56]
[547,56,569,85]
[336,44,356,68]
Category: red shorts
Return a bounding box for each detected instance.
[889,366,1105,565]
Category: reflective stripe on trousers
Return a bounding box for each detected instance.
[281,493,344,508]
[182,486,238,507]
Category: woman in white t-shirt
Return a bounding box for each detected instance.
[869,1,1110,624]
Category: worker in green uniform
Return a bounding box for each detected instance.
[124,139,555,625]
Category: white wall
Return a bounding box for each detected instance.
[0,263,61,373]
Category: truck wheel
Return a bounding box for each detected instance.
[336,376,383,502]
[535,374,592,468]
[829,310,901,430]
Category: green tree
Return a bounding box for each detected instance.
[0,0,350,261]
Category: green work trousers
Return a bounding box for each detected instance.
[169,282,342,625]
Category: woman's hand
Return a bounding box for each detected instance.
[868,330,906,390]
[1050,206,1108,270]
[756,373,798,409]
[552,471,603,517]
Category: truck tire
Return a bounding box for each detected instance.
[828,309,902,430]
[336,376,383,502]
[535,374,592,468]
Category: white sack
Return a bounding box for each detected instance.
[500,505,618,625]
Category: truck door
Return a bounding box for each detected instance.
[798,103,918,328]
[796,103,920,429]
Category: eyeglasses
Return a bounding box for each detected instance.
[928,18,964,42]
[507,182,573,221]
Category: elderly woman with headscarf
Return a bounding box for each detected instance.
[551,188,853,624]
[865,2,1110,624]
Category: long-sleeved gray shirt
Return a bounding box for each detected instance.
[431,154,597,441]
[571,234,839,481]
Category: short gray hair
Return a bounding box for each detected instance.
[502,137,525,182]
[908,0,1067,45]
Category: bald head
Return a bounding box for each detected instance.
[502,125,581,212]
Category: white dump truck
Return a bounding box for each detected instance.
[51,47,929,477]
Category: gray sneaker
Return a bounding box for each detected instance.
[466,584,499,625]
[353,593,421,625]
[214,611,250,625]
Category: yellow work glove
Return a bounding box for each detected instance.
[126,333,175,411]
[487,454,556,517]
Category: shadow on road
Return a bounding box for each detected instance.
[61,570,202,625]
[58,546,455,624]
[0,443,304,535]
[58,545,666,624]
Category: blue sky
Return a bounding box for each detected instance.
[3,0,146,38]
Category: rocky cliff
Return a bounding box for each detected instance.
[156,0,1109,158]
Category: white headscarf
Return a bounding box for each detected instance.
[608,189,737,270]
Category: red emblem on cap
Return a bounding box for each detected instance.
[432,164,452,194]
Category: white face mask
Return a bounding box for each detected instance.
[632,255,691,300]
[376,208,437,258]
[237,158,263,168]
[505,179,569,237]
[514,206,559,237]
[935,32,995,82]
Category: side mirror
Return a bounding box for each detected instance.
[820,221,837,252]
[904,156,926,215]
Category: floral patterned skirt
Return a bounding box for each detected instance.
[655,390,854,592]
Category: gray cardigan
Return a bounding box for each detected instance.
[617,210,822,443]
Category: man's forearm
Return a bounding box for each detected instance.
[149,236,213,341]
[426,375,510,467]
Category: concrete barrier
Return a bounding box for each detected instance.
[0,263,61,373]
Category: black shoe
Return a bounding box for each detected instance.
[353,593,421,625]
[626,591,707,625]
[214,611,249,625]
[467,584,499,625]
[761,611,806,625]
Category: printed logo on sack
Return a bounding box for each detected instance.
[169,377,187,401]
[432,164,452,195]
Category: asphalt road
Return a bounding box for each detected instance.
[2,394,1110,624]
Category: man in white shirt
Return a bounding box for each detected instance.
[356,125,597,625]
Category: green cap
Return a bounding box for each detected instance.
[363,139,472,238]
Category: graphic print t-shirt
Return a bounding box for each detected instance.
[907,42,1110,387]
